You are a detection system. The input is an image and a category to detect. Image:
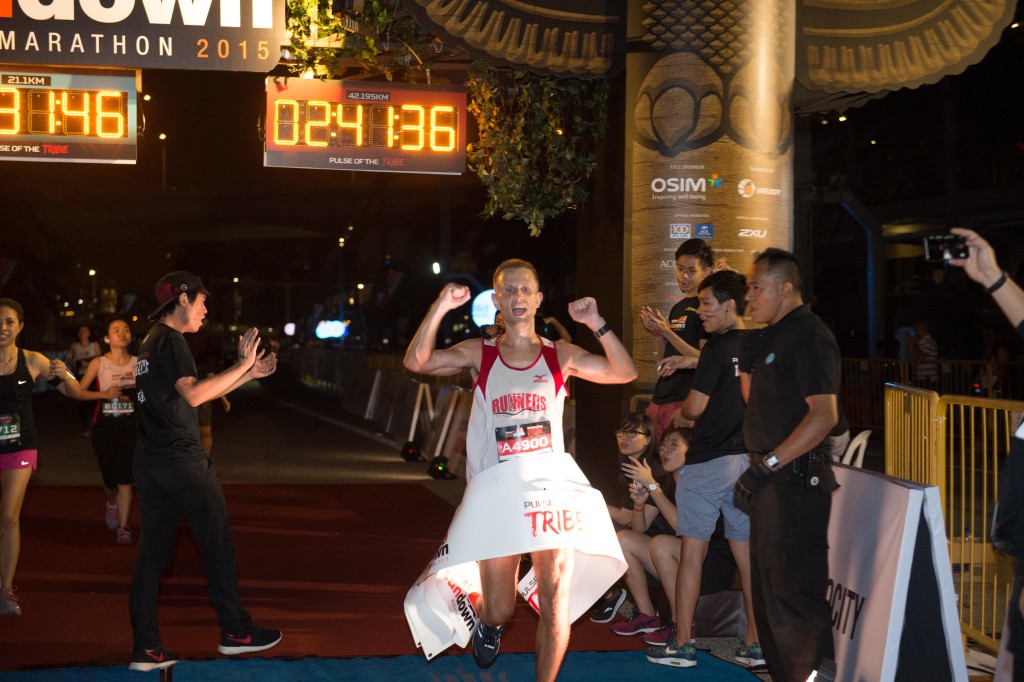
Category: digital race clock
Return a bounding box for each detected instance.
[0,65,137,164]
[264,78,466,175]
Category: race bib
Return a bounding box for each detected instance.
[496,421,553,458]
[0,413,21,445]
[101,397,135,417]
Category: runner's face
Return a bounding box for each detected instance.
[182,293,208,333]
[106,321,132,349]
[746,262,784,325]
[698,289,730,334]
[493,268,542,327]
[660,433,688,473]
[675,255,709,297]
[0,307,23,348]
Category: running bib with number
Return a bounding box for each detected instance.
[496,421,553,458]
[101,397,135,418]
[0,413,21,444]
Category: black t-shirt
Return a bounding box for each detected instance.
[688,328,748,464]
[616,451,673,536]
[134,324,205,464]
[743,305,841,453]
[652,296,705,404]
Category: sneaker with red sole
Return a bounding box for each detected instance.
[218,625,282,655]
[642,620,676,646]
[610,610,660,635]
[128,646,178,671]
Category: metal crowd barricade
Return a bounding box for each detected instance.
[885,382,1024,653]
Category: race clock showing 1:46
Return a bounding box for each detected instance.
[0,65,138,164]
[264,78,466,175]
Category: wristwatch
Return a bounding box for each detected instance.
[764,454,782,471]
[647,482,660,493]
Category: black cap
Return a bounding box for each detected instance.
[150,271,210,320]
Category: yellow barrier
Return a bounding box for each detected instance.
[886,383,1024,653]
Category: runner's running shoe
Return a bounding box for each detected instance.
[647,641,697,668]
[610,609,660,635]
[589,586,627,623]
[472,621,504,668]
[128,646,178,671]
[735,640,766,666]
[117,526,133,545]
[105,503,119,529]
[0,587,21,616]
[218,626,283,655]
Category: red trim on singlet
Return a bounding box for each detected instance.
[474,338,566,398]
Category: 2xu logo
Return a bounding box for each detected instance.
[738,229,768,238]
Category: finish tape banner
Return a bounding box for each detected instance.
[404,452,627,660]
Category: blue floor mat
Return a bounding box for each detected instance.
[0,651,759,681]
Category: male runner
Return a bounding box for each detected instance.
[404,259,637,682]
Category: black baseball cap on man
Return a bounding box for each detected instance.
[150,271,210,320]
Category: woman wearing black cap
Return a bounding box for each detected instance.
[0,298,81,617]
[127,272,282,671]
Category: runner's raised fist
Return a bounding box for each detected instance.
[437,283,471,311]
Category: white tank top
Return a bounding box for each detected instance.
[95,354,137,420]
[465,337,567,480]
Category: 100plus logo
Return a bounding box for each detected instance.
[0,0,285,70]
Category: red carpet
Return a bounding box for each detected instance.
[0,483,641,671]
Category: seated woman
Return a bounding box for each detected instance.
[610,426,737,646]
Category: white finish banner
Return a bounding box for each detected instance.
[404,452,627,660]
[829,465,966,681]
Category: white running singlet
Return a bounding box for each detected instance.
[465,337,567,480]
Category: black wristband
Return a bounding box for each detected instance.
[593,322,612,339]
[986,271,1008,295]
[47,376,63,387]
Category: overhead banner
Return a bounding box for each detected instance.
[0,0,285,71]
[625,0,795,385]
[828,466,966,681]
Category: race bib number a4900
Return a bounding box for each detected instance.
[496,421,553,458]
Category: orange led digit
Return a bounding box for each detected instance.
[0,87,19,135]
[429,106,456,152]
[62,91,90,136]
[274,99,299,145]
[399,105,425,151]
[335,103,362,146]
[304,100,330,147]
[96,91,124,138]
[27,90,55,134]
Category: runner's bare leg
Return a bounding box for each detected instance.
[533,547,574,682]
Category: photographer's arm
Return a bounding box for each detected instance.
[950,228,1024,329]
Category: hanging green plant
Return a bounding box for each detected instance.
[285,0,442,80]
[467,62,608,236]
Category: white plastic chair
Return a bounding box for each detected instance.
[841,430,872,468]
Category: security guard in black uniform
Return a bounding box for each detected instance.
[733,248,840,682]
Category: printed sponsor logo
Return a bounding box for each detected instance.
[445,577,480,632]
[670,223,691,239]
[532,374,548,383]
[491,393,546,416]
[738,228,768,238]
[650,173,723,194]
[694,223,713,238]
[523,508,584,537]
[827,579,867,640]
[738,178,782,198]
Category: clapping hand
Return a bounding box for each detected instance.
[622,455,655,490]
